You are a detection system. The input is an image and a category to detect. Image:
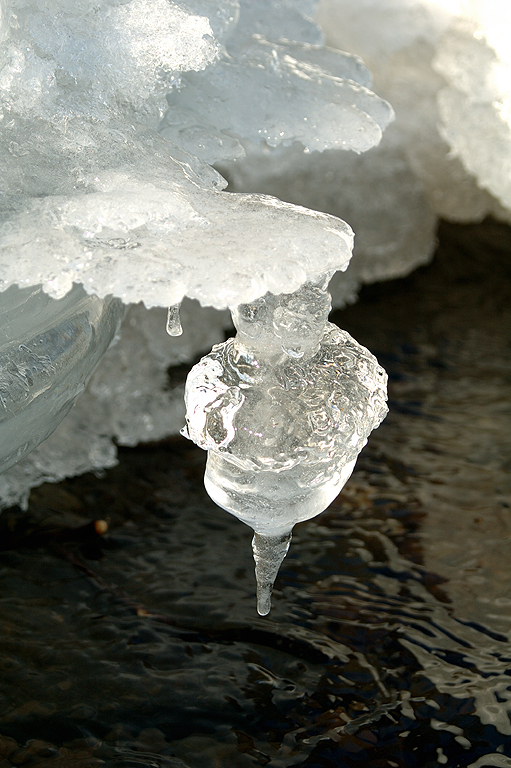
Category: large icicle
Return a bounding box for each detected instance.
[183,274,388,614]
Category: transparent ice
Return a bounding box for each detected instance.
[0,283,123,475]
[166,304,183,337]
[1,0,510,513]
[183,275,388,614]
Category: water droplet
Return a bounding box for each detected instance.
[166,303,182,336]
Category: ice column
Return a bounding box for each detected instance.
[183,275,388,615]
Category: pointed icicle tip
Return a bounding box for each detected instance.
[166,303,183,336]
[252,530,292,616]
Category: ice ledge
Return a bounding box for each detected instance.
[0,172,355,310]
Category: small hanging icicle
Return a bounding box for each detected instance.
[166,303,183,336]
[252,531,292,616]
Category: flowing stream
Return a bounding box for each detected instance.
[0,219,510,767]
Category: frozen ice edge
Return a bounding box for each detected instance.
[0,183,356,310]
[0,97,376,313]
[0,0,394,312]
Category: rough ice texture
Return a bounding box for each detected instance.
[0,0,397,506]
[1,0,509,517]
[218,0,482,303]
[435,8,511,210]
[183,277,388,530]
[186,320,388,476]
[163,37,391,158]
[219,139,437,307]
[2,0,511,513]
[183,276,388,612]
[0,0,393,310]
[0,128,357,309]
[0,0,220,119]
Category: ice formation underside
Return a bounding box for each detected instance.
[183,277,388,613]
[1,0,511,607]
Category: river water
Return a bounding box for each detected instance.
[0,219,510,767]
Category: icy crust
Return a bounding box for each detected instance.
[0,116,355,308]
[0,0,221,121]
[0,0,394,310]
[219,138,438,307]
[162,37,392,160]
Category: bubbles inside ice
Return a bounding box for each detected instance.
[183,274,388,614]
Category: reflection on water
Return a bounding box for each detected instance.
[0,219,510,766]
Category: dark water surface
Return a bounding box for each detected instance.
[0,219,510,767]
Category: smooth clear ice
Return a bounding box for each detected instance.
[183,275,388,614]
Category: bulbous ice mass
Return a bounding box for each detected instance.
[183,277,388,613]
